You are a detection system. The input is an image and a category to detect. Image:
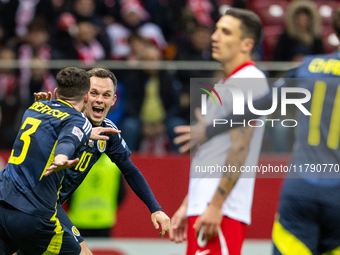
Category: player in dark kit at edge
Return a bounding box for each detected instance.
[0,67,118,255]
[29,68,170,255]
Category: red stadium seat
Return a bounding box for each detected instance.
[262,25,284,61]
[321,26,339,54]
[314,1,340,26]
[249,0,289,27]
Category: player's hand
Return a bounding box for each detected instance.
[43,158,79,176]
[90,127,121,141]
[34,91,52,102]
[169,204,188,243]
[151,211,170,238]
[174,108,208,153]
[193,203,222,241]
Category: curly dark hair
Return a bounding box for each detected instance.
[56,67,90,100]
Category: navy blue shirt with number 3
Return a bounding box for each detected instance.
[0,99,91,219]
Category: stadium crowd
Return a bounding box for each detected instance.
[0,0,339,153]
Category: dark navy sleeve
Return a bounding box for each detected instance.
[103,119,131,163]
[116,158,162,213]
[55,115,92,158]
[206,68,298,139]
[54,137,76,158]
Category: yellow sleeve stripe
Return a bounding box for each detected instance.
[40,140,58,180]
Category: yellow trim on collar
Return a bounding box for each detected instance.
[57,99,73,108]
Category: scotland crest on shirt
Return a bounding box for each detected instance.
[97,140,106,152]
[72,226,80,237]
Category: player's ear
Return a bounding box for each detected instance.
[111,94,117,107]
[84,92,89,104]
[241,38,255,54]
[54,88,58,99]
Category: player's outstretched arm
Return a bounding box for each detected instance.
[151,211,170,237]
[79,241,93,255]
[173,108,208,153]
[43,154,79,177]
[169,195,188,243]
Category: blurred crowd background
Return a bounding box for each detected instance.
[0,0,339,154]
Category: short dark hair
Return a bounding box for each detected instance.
[225,8,263,53]
[87,68,117,93]
[332,7,340,39]
[56,67,90,100]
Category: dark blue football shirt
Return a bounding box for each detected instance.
[0,99,91,218]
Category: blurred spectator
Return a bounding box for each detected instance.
[58,0,120,26]
[0,48,20,149]
[53,19,108,63]
[176,24,214,123]
[67,154,126,237]
[51,0,66,14]
[53,0,111,58]
[122,45,185,153]
[140,0,166,31]
[274,1,324,62]
[155,0,187,42]
[0,23,6,51]
[72,0,105,27]
[17,17,55,108]
[0,0,55,39]
[74,21,107,63]
[27,56,56,105]
[106,80,126,125]
[126,33,148,61]
[106,0,167,59]
[72,0,111,57]
[96,0,121,25]
[187,0,220,28]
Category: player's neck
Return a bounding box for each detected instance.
[71,102,85,112]
[58,98,84,112]
[222,54,252,76]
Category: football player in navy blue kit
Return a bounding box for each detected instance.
[34,68,170,255]
[0,67,116,255]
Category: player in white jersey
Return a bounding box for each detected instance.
[169,8,267,255]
